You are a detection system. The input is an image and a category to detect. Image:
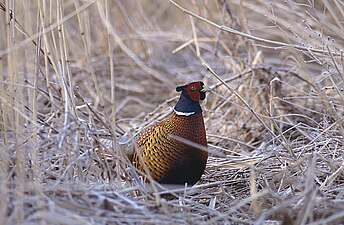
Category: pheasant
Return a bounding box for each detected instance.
[130,81,209,185]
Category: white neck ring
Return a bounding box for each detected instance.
[173,109,195,116]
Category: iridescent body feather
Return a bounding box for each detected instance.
[132,81,208,185]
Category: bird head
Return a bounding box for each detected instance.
[176,81,209,102]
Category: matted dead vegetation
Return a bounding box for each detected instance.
[0,0,343,224]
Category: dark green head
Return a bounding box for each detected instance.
[176,81,206,101]
[174,81,207,115]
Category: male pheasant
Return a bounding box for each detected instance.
[132,81,208,185]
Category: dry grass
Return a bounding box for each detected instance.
[0,0,343,224]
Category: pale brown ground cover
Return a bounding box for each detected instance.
[0,1,343,224]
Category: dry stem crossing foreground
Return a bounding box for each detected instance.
[0,1,343,224]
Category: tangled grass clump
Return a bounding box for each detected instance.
[0,1,343,224]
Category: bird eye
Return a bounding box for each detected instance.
[190,86,196,91]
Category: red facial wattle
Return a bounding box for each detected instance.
[174,81,206,115]
[186,82,204,102]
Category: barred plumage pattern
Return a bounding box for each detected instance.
[132,113,208,185]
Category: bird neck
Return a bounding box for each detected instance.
[174,92,202,116]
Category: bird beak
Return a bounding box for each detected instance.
[201,86,211,92]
